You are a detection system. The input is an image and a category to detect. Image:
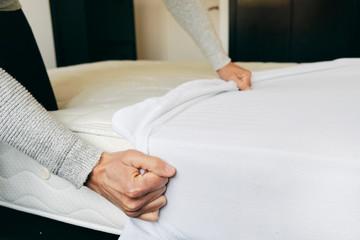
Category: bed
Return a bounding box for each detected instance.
[0,60,299,237]
[0,0,360,237]
[2,58,360,239]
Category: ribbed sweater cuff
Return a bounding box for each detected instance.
[58,140,103,188]
[210,55,231,71]
[0,68,102,188]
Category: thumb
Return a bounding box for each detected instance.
[128,150,176,177]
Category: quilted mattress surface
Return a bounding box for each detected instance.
[0,61,297,234]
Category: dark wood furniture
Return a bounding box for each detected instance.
[49,0,137,67]
[229,0,360,62]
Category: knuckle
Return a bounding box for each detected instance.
[160,185,167,194]
[125,186,143,198]
[123,199,142,212]
[156,196,167,209]
[241,71,251,78]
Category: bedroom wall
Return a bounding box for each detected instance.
[133,0,229,62]
[19,0,228,69]
[20,0,57,69]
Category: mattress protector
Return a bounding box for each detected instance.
[112,59,360,239]
[0,61,298,234]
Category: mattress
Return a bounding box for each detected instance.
[0,60,297,235]
[112,59,360,239]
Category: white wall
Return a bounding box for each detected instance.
[19,0,229,68]
[134,0,229,62]
[219,0,229,53]
[20,0,57,69]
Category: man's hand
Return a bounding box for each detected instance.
[217,62,252,90]
[86,150,176,222]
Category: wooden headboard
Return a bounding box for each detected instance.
[229,0,360,62]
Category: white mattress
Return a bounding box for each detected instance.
[0,61,297,234]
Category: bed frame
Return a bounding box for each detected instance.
[0,206,119,240]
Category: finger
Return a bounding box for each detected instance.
[125,195,167,220]
[237,70,252,88]
[139,195,167,215]
[137,209,160,222]
[141,185,167,206]
[241,80,251,90]
[137,196,167,221]
[243,73,252,87]
[233,78,251,91]
[244,73,252,87]
[125,150,176,177]
[137,171,170,193]
[123,185,167,212]
[124,171,169,198]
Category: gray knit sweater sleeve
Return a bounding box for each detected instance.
[0,0,21,11]
[0,69,103,188]
[162,0,231,70]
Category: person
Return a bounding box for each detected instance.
[0,0,252,222]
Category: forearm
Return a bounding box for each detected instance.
[0,69,102,188]
[162,0,230,70]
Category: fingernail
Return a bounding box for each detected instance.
[165,165,176,174]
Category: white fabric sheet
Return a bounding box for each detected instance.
[112,59,360,239]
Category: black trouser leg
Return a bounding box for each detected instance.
[0,9,58,111]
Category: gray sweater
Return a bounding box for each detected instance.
[0,69,103,188]
[0,0,20,11]
[0,0,231,188]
